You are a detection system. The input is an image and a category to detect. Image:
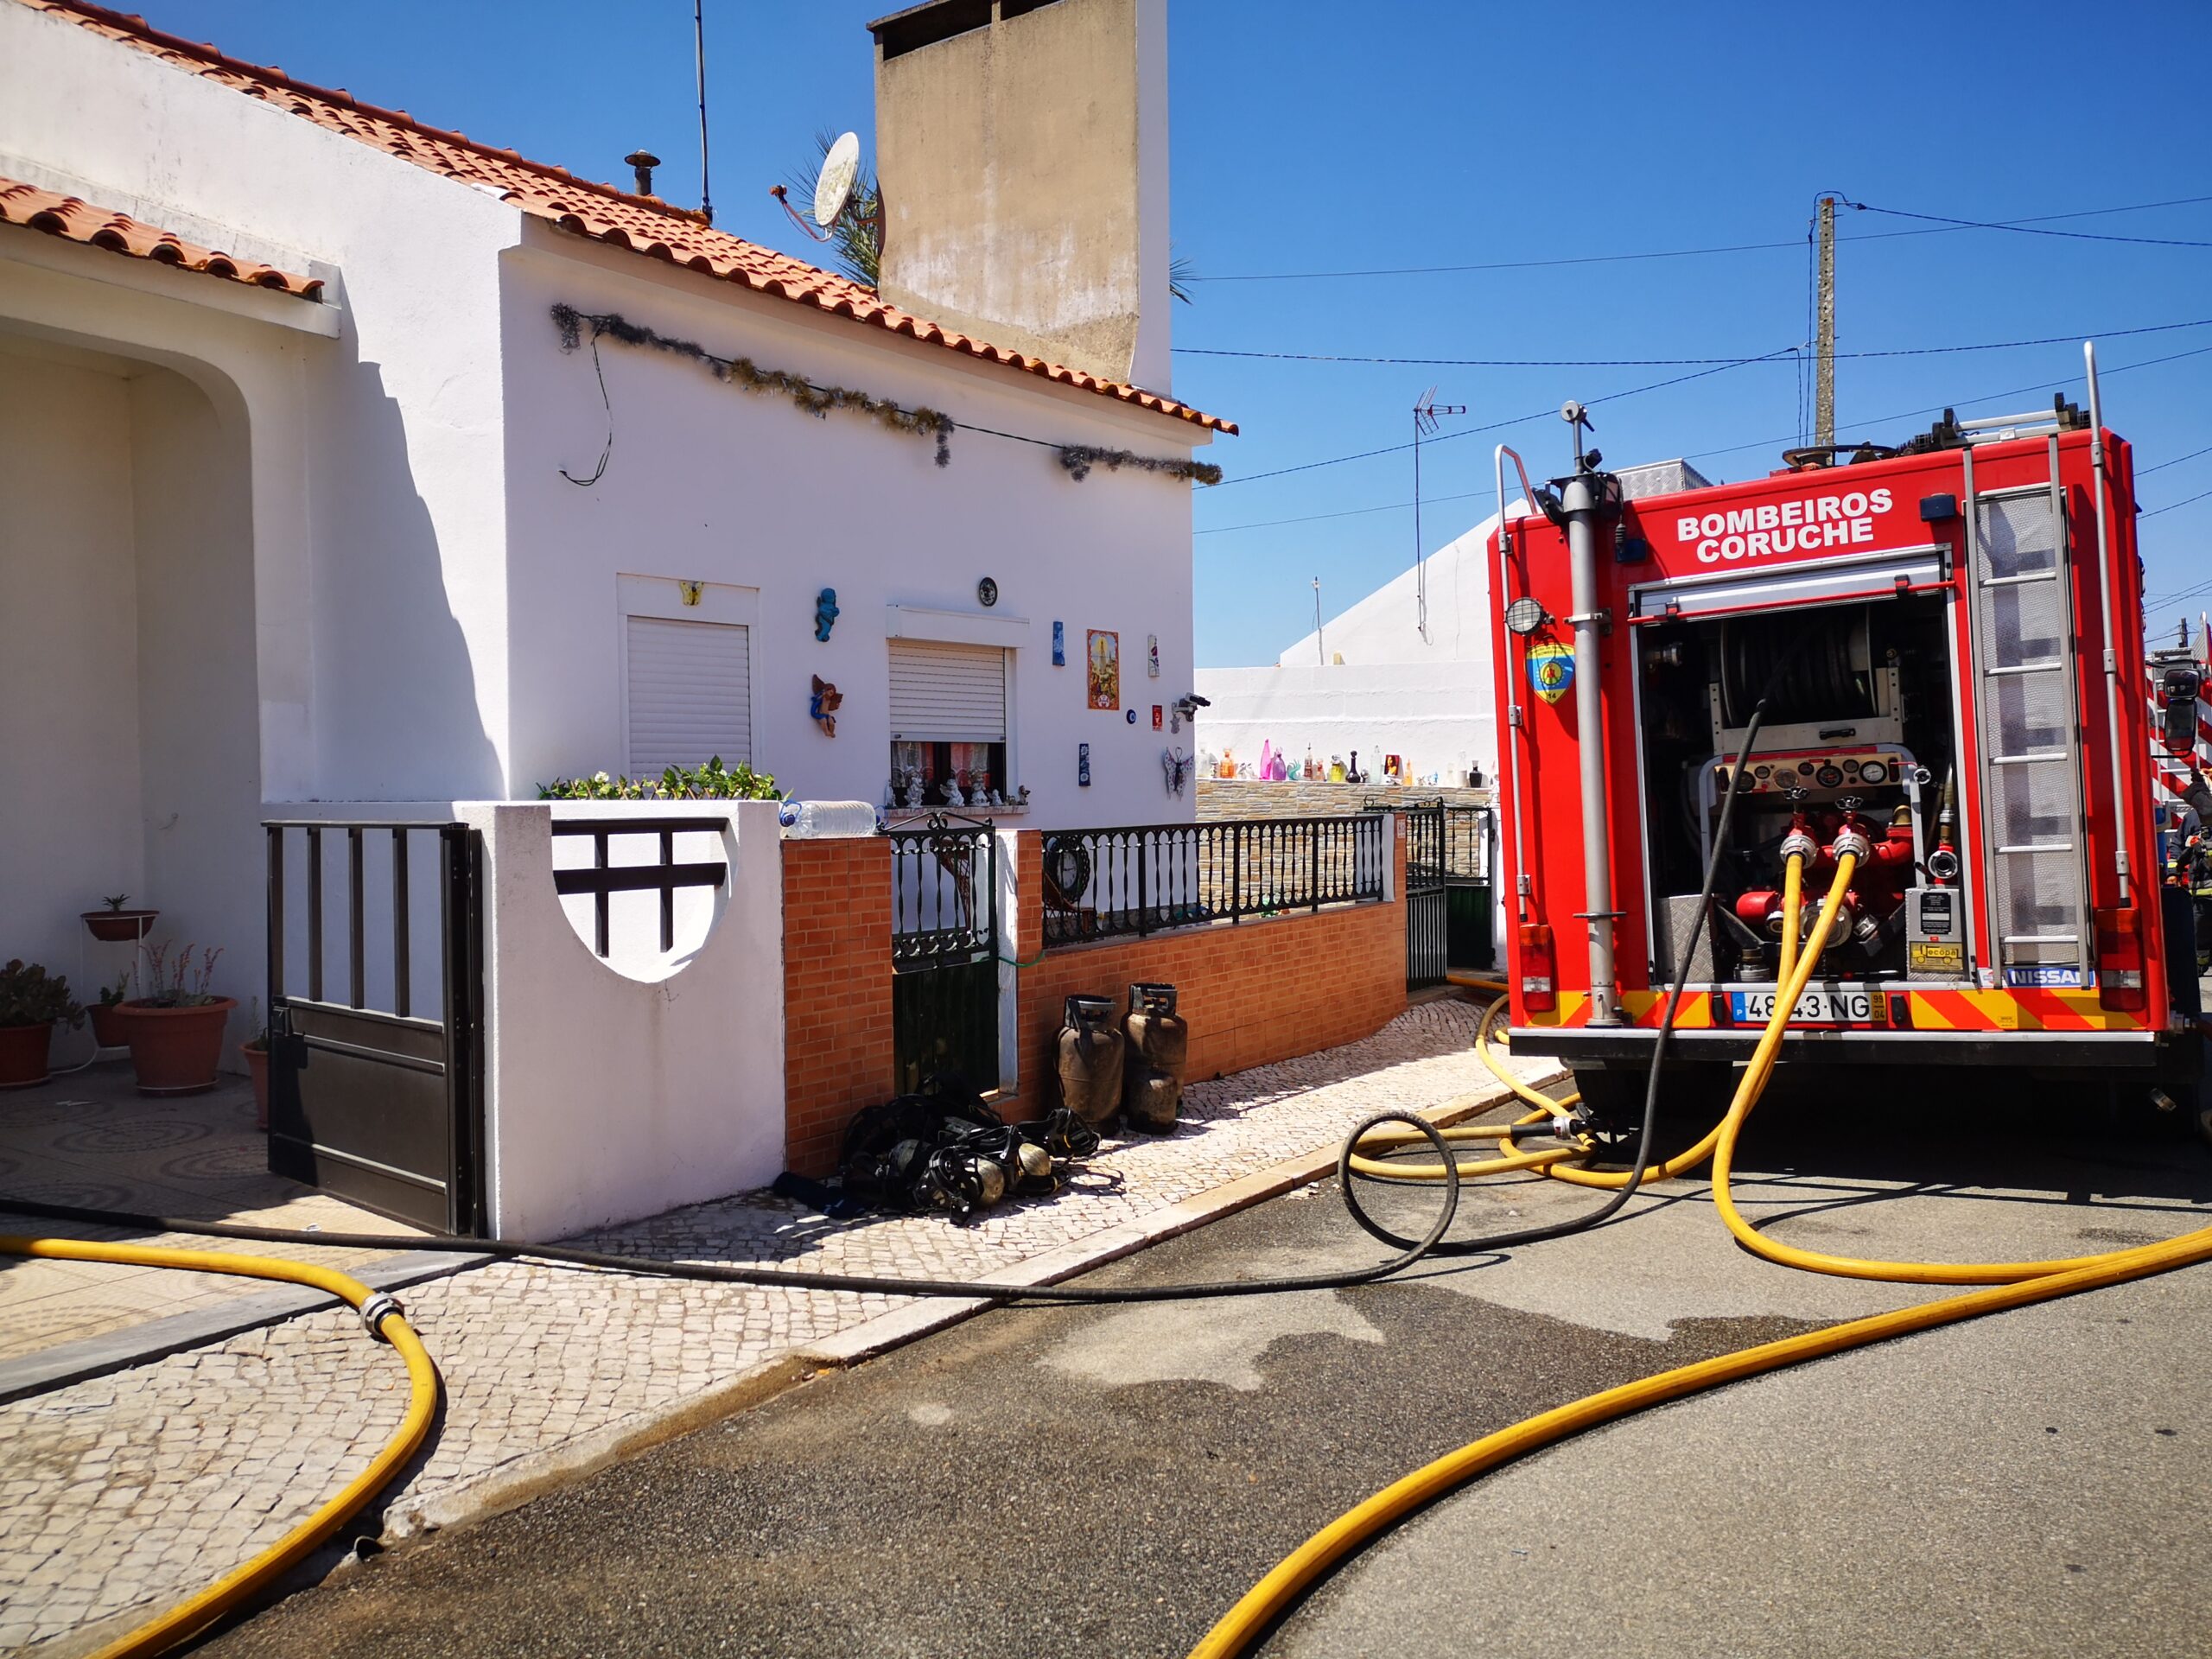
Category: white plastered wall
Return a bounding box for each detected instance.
[0,0,524,803]
[498,228,1208,830]
[467,799,785,1239]
[1196,515,1501,787]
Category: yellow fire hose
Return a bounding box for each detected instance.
[1192,853,2212,1658]
[0,1234,438,1659]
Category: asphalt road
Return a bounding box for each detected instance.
[200,1084,2212,1659]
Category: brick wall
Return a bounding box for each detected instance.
[1197,778,1492,821]
[781,837,897,1177]
[1008,824,1408,1103]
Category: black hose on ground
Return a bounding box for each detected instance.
[1338,696,1772,1256]
[0,700,1776,1308]
[0,1110,1464,1307]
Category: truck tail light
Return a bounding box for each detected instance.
[1518,923,1557,1013]
[2094,907,2146,1013]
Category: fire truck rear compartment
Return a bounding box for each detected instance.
[1636,593,1959,988]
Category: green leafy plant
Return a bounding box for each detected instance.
[135,941,226,1008]
[102,893,130,912]
[0,960,84,1030]
[98,968,131,1007]
[538,757,781,802]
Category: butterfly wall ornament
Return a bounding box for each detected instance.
[1161,747,1191,798]
[810,675,843,736]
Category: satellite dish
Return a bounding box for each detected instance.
[815,131,861,228]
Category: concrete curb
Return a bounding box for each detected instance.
[0,1251,490,1406]
[794,1065,1569,1368]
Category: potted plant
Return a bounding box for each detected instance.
[87,968,133,1048]
[240,997,270,1131]
[0,960,84,1090]
[116,942,235,1096]
[81,893,159,944]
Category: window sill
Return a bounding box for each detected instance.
[885,802,1030,826]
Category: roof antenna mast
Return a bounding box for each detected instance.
[695,0,714,225]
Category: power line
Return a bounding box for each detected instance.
[2139,442,2212,476]
[2145,573,2212,607]
[1213,351,1797,487]
[1196,488,1488,537]
[1851,199,2212,250]
[2142,486,2212,518]
[1175,315,2212,368]
[1179,194,2212,283]
[1681,344,2212,467]
[1198,345,2212,538]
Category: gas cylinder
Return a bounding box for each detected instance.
[1058,995,1124,1129]
[1122,982,1186,1132]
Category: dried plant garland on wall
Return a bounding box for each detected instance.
[551,302,953,481]
[1055,445,1223,487]
[550,302,1223,490]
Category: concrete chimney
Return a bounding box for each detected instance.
[868,0,1170,392]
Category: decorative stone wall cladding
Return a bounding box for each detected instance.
[1196,778,1491,822]
[782,836,897,1176]
[1007,826,1408,1103]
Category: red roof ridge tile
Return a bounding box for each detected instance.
[20,0,1231,435]
[0,172,323,298]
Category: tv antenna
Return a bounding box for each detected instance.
[771,130,880,244]
[694,0,714,225]
[1412,387,1465,642]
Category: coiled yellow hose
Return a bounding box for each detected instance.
[1192,853,2212,1658]
[0,1234,439,1659]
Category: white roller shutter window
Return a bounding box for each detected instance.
[626,614,752,774]
[888,639,1007,742]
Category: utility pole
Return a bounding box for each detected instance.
[1313,578,1325,666]
[1815,194,1836,448]
[1412,389,1465,641]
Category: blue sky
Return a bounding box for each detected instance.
[133,0,2212,664]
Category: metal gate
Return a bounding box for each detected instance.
[889,817,1000,1094]
[1443,804,1497,972]
[264,820,484,1233]
[1402,802,1448,991]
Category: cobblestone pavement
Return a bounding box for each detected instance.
[0,1002,1558,1656]
[0,1070,420,1363]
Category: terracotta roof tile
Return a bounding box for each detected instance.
[18,0,1233,435]
[0,172,322,297]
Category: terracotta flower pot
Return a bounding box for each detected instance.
[118,997,237,1096]
[87,1001,130,1048]
[82,909,159,944]
[0,1022,54,1090]
[242,1040,270,1131]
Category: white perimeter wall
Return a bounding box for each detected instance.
[468,799,785,1239]
[1193,661,1497,789]
[1194,514,1500,788]
[499,232,1206,831]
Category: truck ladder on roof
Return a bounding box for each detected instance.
[1962,436,2094,988]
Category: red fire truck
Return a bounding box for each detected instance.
[1487,345,2202,1119]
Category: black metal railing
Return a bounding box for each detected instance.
[550,817,728,958]
[1041,814,1384,949]
[889,817,997,966]
[887,817,1001,1093]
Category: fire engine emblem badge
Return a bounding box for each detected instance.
[1527,642,1574,704]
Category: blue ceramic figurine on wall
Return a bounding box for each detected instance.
[815,588,840,642]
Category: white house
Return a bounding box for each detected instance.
[1195,460,1707,788]
[0,0,1229,1058]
